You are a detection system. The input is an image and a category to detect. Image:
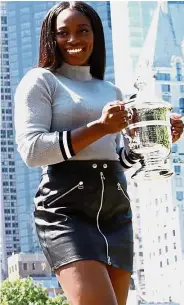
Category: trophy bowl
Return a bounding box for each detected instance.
[123,93,173,180]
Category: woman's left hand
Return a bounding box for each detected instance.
[170,113,184,143]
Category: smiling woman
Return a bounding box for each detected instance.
[13,2,140,305]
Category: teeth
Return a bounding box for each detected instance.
[67,48,82,54]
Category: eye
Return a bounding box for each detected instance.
[56,31,68,38]
[80,29,89,34]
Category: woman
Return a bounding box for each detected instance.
[14,2,183,305]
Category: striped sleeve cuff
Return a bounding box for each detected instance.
[119,147,139,171]
[59,131,75,160]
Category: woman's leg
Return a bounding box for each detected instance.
[107,265,131,305]
[55,260,118,305]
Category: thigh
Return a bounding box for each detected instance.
[107,265,131,305]
[55,260,118,305]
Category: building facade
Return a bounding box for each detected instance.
[7,252,62,295]
[111,1,184,303]
[1,2,20,282]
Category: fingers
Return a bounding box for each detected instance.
[105,102,125,114]
[172,127,183,134]
[172,133,181,143]
[170,113,182,119]
[171,120,183,127]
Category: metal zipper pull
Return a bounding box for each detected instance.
[117,182,122,191]
[46,181,84,207]
[117,183,130,202]
[100,171,105,180]
[78,181,84,189]
[107,256,112,265]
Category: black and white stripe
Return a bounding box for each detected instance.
[119,147,139,171]
[59,131,75,160]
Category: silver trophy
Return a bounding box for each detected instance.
[123,85,173,180]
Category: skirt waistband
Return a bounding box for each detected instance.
[42,160,123,175]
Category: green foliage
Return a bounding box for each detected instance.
[0,277,69,305]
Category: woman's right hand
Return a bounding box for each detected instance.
[99,101,129,134]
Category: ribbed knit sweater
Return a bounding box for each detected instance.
[14,62,138,171]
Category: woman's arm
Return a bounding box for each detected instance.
[14,68,128,168]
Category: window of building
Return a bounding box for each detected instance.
[164,233,167,240]
[175,255,177,262]
[165,246,168,252]
[176,177,182,187]
[156,73,170,81]
[1,16,7,24]
[8,11,16,17]
[161,84,170,92]
[158,236,161,242]
[9,25,16,32]
[174,165,181,174]
[159,249,161,255]
[21,36,31,44]
[20,22,30,30]
[1,26,7,31]
[173,230,176,236]
[174,243,176,249]
[160,261,162,268]
[166,206,169,212]
[23,263,27,271]
[32,263,36,270]
[21,29,31,38]
[20,7,30,14]
[176,191,183,201]
[176,62,182,81]
[106,1,111,29]
[179,97,184,110]
[162,95,171,102]
[180,85,184,92]
[167,259,169,265]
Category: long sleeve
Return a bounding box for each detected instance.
[115,132,139,171]
[14,68,75,168]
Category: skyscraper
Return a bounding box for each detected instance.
[1,1,20,281]
[111,1,184,302]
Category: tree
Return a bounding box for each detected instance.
[0,277,69,305]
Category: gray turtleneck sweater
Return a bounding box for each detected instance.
[14,62,138,171]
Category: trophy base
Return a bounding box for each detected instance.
[131,167,173,180]
[131,157,173,180]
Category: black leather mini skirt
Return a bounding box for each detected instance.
[33,160,134,273]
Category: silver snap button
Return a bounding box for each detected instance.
[92,163,97,168]
[103,164,107,168]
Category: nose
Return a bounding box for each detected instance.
[67,34,79,44]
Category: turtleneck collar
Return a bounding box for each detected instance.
[56,62,92,81]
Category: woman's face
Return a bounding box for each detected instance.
[55,8,94,66]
